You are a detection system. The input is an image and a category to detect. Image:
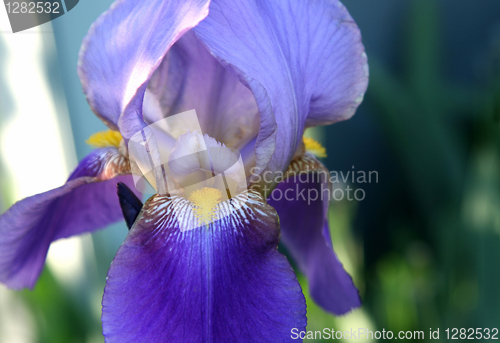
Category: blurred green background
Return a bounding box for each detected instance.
[1,0,499,342]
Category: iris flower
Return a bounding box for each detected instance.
[0,0,368,341]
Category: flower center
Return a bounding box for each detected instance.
[86,129,123,148]
[188,187,222,226]
[303,136,327,158]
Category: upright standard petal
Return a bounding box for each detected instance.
[194,0,368,189]
[102,191,306,343]
[268,155,361,315]
[77,0,211,132]
[79,0,367,192]
[0,148,133,289]
[147,31,259,150]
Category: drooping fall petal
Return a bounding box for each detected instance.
[268,156,361,314]
[0,148,133,289]
[102,191,306,343]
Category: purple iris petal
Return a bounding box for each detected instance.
[77,0,210,134]
[147,31,259,150]
[102,192,306,343]
[194,0,368,187]
[0,148,134,289]
[268,174,361,315]
[79,0,367,190]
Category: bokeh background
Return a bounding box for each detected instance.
[1,0,499,341]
